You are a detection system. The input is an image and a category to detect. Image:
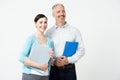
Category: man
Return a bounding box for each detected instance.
[45,3,85,80]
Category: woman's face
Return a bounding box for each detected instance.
[35,17,47,33]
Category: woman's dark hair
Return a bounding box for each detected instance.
[34,14,47,23]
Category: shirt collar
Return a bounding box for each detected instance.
[54,22,68,29]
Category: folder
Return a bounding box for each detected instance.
[63,41,79,57]
[29,40,51,73]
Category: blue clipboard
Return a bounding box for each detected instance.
[63,41,79,57]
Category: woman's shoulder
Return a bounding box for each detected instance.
[26,34,36,43]
[46,37,53,43]
[46,37,54,49]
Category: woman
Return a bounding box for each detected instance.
[19,14,54,80]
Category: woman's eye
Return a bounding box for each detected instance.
[39,22,42,24]
[44,21,47,24]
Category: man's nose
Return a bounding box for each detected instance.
[60,11,64,15]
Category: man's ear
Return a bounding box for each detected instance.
[52,12,54,17]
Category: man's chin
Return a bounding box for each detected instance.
[59,20,65,23]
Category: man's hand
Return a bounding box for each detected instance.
[54,56,68,67]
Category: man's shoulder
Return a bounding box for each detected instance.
[47,26,56,31]
[45,26,55,38]
[46,26,56,34]
[67,24,80,32]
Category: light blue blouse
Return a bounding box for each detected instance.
[19,34,54,74]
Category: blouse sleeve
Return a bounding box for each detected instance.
[50,40,54,51]
[47,38,54,51]
[19,35,34,63]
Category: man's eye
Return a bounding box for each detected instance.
[57,11,60,13]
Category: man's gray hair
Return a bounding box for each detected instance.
[52,3,64,11]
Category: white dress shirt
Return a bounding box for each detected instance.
[45,23,85,63]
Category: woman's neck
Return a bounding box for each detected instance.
[34,31,46,45]
[35,30,44,38]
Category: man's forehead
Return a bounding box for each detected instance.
[54,6,65,11]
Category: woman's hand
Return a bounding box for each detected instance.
[39,64,48,71]
[48,50,54,65]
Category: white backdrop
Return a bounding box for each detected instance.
[0,0,120,80]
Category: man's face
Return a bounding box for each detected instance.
[52,5,66,23]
